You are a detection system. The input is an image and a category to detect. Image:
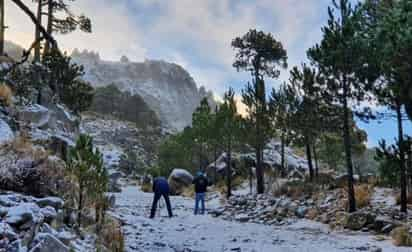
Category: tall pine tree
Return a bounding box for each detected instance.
[307,0,372,212]
[232,29,287,194]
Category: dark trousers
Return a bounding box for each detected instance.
[150,192,173,218]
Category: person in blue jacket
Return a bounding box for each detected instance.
[150,177,173,218]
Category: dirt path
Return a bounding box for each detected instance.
[111,185,408,252]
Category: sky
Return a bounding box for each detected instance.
[6,0,411,147]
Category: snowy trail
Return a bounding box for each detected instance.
[112,185,408,252]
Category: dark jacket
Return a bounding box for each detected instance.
[152,177,170,194]
[192,176,209,193]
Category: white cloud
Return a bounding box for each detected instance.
[6,0,330,95]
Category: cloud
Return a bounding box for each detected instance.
[6,0,147,61]
[7,0,330,95]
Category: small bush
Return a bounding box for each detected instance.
[390,226,412,247]
[354,184,372,209]
[98,216,125,252]
[0,83,12,106]
[273,180,317,199]
[141,182,152,193]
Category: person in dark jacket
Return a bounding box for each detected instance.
[150,177,173,218]
[192,171,209,215]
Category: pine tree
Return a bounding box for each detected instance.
[268,83,298,177]
[192,98,212,170]
[307,0,372,212]
[43,0,91,54]
[217,88,242,198]
[361,0,412,213]
[232,29,287,194]
[68,134,105,226]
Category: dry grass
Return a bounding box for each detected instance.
[305,208,319,220]
[0,83,12,106]
[214,176,244,196]
[181,186,195,198]
[140,182,152,193]
[273,180,317,200]
[354,184,373,209]
[98,216,125,252]
[390,226,412,247]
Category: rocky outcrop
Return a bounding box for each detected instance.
[207,140,308,177]
[0,118,14,145]
[0,192,94,252]
[72,50,215,131]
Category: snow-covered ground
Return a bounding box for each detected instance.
[112,185,409,252]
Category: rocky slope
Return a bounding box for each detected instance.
[71,50,215,132]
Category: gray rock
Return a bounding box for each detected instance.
[5,203,43,228]
[35,197,64,210]
[295,206,308,219]
[40,207,57,223]
[18,104,50,128]
[0,118,14,145]
[0,222,18,241]
[30,233,70,252]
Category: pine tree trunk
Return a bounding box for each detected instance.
[34,0,42,62]
[0,0,4,56]
[280,133,286,177]
[213,147,217,184]
[78,183,83,226]
[226,138,232,198]
[342,84,356,213]
[44,0,53,55]
[249,164,253,194]
[11,0,57,48]
[408,143,412,193]
[313,144,319,178]
[255,65,265,194]
[306,141,314,181]
[396,100,407,213]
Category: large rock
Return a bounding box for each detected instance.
[0,118,14,145]
[30,233,70,252]
[5,203,43,228]
[0,222,18,241]
[34,197,64,210]
[18,104,50,128]
[345,212,375,231]
[168,169,193,195]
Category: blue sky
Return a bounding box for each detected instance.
[7,0,411,147]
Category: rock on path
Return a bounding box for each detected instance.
[112,185,409,252]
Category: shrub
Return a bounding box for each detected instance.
[273,180,318,199]
[354,184,372,209]
[390,226,412,247]
[0,83,12,106]
[98,216,125,252]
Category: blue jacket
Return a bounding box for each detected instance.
[152,177,170,194]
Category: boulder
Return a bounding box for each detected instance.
[295,206,308,218]
[345,212,375,231]
[18,104,50,128]
[34,197,64,210]
[168,169,193,195]
[5,203,43,228]
[40,207,57,224]
[47,104,79,134]
[30,233,70,252]
[0,119,14,145]
[0,222,18,241]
